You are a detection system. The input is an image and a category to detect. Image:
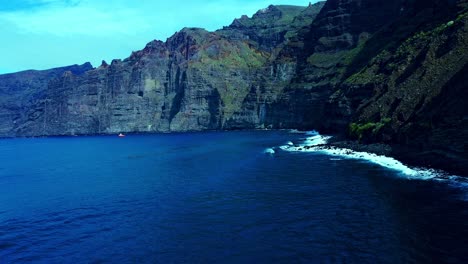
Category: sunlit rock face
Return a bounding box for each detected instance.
[0,3,326,136]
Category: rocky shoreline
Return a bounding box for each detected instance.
[323,137,467,177]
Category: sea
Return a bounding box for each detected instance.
[0,130,467,263]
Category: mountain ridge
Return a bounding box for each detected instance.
[0,0,466,175]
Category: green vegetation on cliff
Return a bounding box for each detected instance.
[349,118,391,140]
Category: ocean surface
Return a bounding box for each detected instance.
[0,131,467,263]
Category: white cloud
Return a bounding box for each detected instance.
[0,2,150,36]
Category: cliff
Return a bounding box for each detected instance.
[323,0,468,174]
[0,3,325,136]
[0,63,93,136]
[0,0,466,175]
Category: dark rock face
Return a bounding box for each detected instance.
[324,0,468,174]
[266,0,406,129]
[0,0,466,174]
[0,63,93,136]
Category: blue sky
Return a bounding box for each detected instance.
[0,0,318,74]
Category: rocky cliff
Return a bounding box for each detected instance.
[0,3,325,136]
[0,63,93,136]
[323,0,468,174]
[0,0,466,174]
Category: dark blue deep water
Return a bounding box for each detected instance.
[0,131,467,263]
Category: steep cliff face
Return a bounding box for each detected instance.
[0,0,466,174]
[0,3,325,136]
[270,0,467,174]
[266,0,406,128]
[326,1,468,174]
[0,63,93,136]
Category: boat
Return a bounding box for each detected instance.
[118,133,125,137]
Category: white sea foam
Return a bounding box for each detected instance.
[317,147,422,177]
[288,129,303,134]
[268,131,467,199]
[302,135,331,146]
[277,133,463,182]
[264,148,275,154]
[279,135,426,177]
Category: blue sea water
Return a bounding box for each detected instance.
[0,131,467,263]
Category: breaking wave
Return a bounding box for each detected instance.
[269,131,468,190]
[264,148,275,154]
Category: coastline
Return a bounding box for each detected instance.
[275,130,468,179]
[327,139,468,178]
[0,128,466,177]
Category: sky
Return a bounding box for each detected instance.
[0,0,319,74]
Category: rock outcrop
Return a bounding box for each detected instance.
[0,0,466,174]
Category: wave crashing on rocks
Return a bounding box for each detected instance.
[267,131,468,195]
